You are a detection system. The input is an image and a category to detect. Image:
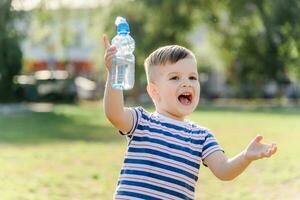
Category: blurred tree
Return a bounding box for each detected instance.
[103,0,300,98]
[209,0,300,97]
[0,0,22,102]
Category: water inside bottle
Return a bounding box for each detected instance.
[111,56,134,90]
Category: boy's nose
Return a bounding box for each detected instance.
[181,80,192,87]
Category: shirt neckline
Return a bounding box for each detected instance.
[153,111,189,126]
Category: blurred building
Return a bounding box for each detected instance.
[21,19,95,77]
[13,9,102,101]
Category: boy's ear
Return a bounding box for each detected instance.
[147,82,160,102]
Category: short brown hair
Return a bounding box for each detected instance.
[144,45,195,83]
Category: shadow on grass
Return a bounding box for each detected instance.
[0,111,123,145]
[1,103,299,145]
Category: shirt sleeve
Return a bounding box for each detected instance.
[201,129,224,164]
[118,107,143,137]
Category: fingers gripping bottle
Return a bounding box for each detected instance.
[111,16,135,90]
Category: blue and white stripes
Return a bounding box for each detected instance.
[115,107,223,199]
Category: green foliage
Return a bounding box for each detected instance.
[210,0,300,97]
[0,0,23,102]
[102,0,300,98]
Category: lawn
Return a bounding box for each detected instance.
[0,102,299,200]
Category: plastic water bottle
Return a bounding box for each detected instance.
[110,16,135,90]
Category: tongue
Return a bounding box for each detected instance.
[179,96,191,105]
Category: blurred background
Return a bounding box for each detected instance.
[1,0,300,103]
[0,0,300,199]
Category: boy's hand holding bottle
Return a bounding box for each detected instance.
[103,35,117,72]
[103,35,117,73]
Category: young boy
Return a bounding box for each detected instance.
[102,35,277,200]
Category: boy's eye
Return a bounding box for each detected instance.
[189,76,198,80]
[170,76,179,80]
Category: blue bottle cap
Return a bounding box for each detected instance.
[115,16,130,34]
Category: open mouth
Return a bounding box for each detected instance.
[177,92,193,105]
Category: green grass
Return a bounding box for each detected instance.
[0,103,299,200]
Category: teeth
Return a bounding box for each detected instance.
[181,92,191,96]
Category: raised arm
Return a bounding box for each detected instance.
[203,135,277,181]
[102,34,133,134]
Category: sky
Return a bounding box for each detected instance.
[11,0,110,11]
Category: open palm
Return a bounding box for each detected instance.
[244,135,277,161]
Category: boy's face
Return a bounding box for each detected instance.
[148,57,200,120]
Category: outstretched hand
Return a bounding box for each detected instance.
[244,135,277,161]
[103,34,117,71]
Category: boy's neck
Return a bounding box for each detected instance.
[155,109,186,122]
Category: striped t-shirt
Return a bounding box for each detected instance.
[114,107,223,200]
